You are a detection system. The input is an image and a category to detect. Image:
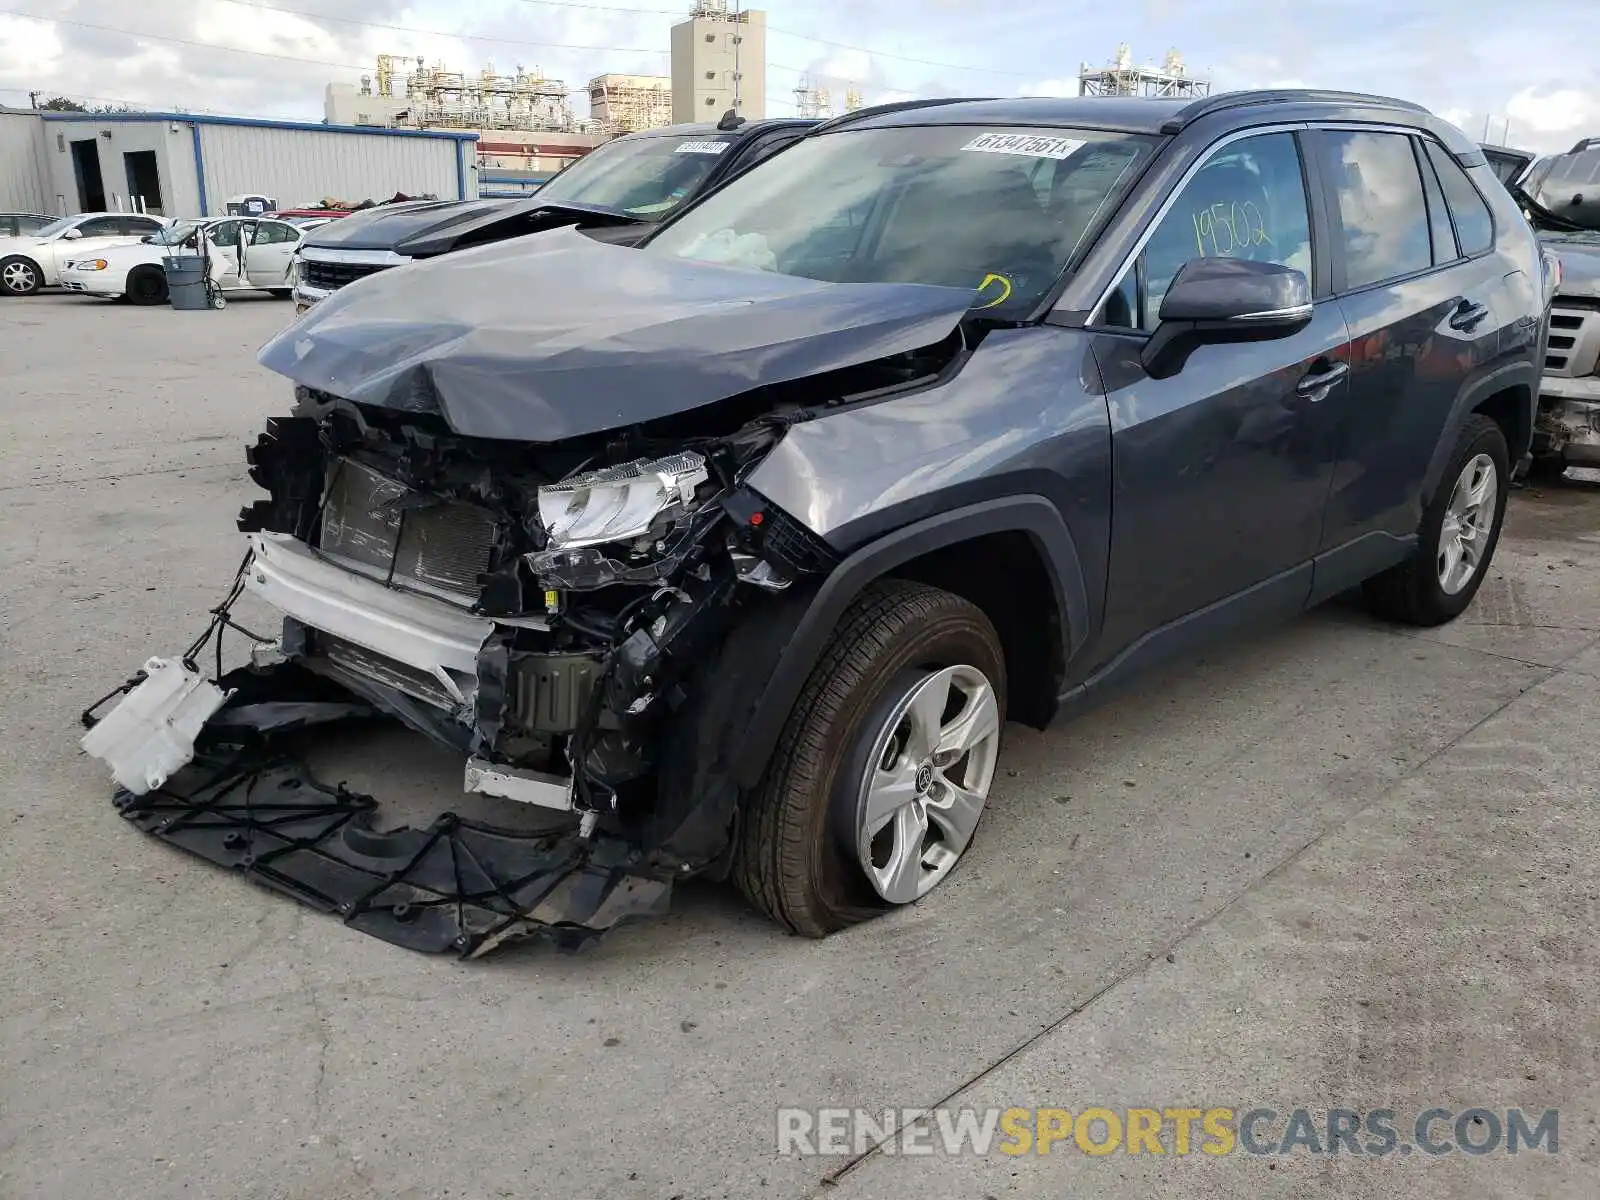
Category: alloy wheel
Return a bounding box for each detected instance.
[1438,452,1497,595]
[854,664,1001,904]
[1,260,37,293]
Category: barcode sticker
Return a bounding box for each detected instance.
[960,132,1086,160]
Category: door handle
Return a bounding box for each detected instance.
[1295,360,1349,398]
[1449,301,1489,331]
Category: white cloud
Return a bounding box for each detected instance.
[0,15,62,79]
[1017,79,1076,98]
[1505,86,1600,148]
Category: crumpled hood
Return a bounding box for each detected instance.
[298,199,514,252]
[257,226,977,441]
[1542,234,1600,300]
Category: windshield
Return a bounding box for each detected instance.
[533,133,736,218]
[646,124,1157,315]
[151,221,202,246]
[33,217,78,238]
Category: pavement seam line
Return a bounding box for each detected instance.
[0,461,243,494]
[811,662,1559,1193]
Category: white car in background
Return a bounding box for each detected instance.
[61,215,306,305]
[0,211,171,296]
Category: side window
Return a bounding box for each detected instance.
[1423,142,1494,256]
[1416,140,1458,264]
[1114,131,1312,330]
[208,220,244,247]
[75,217,124,237]
[1321,130,1432,290]
[124,216,164,234]
[252,221,295,245]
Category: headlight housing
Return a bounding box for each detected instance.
[537,451,709,550]
[69,259,109,271]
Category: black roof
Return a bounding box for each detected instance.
[621,117,820,142]
[830,89,1452,138]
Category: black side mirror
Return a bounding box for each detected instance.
[1141,258,1312,379]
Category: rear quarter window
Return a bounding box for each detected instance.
[1423,142,1494,256]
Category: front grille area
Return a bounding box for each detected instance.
[319,458,498,602]
[302,258,395,292]
[1546,297,1600,376]
[316,631,455,709]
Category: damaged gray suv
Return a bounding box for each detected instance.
[84,90,1545,955]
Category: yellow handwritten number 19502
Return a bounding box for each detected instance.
[1192,201,1272,257]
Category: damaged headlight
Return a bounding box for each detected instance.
[537,452,709,550]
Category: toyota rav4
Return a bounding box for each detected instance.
[84,90,1546,956]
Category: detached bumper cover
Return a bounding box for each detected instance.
[106,663,673,956]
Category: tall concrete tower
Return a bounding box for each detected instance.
[671,1,766,124]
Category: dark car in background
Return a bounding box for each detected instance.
[290,113,818,312]
[88,90,1545,956]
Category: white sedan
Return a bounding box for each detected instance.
[0,211,171,296]
[61,216,305,305]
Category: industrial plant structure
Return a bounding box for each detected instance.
[1078,45,1210,99]
[587,74,674,134]
[670,1,767,123]
[791,76,864,120]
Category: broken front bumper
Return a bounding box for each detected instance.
[1535,381,1600,466]
[81,536,682,956]
[93,660,673,956]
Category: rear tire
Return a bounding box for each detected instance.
[0,255,41,296]
[732,579,1007,937]
[126,266,168,306]
[1364,414,1509,626]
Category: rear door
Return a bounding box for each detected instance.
[1313,127,1513,568]
[245,219,299,286]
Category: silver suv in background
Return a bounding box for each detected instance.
[1499,138,1600,478]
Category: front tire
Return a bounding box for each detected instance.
[1364,413,1509,626]
[126,265,168,306]
[732,579,1006,937]
[0,255,42,296]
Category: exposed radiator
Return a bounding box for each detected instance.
[318,458,498,603]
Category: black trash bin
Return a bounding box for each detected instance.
[162,255,215,310]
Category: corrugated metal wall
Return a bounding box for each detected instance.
[196,124,469,209]
[0,109,50,214]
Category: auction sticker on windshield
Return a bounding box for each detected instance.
[961,132,1085,159]
[674,140,731,155]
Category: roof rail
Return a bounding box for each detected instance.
[809,97,996,135]
[1161,88,1433,134]
[1568,136,1597,154]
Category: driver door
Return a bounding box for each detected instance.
[205,219,251,287]
[1088,129,1351,660]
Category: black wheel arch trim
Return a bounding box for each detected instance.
[731,494,1088,789]
[1421,359,1537,501]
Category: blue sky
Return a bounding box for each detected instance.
[1,0,1595,152]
